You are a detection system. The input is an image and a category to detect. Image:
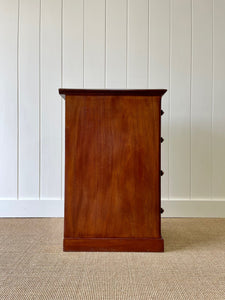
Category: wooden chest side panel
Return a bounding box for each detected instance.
[64,95,161,238]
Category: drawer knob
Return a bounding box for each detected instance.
[160,170,164,176]
[160,208,164,214]
[161,137,164,143]
[161,110,164,116]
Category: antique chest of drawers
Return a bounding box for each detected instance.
[59,89,166,252]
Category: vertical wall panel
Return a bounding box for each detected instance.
[191,0,213,199]
[84,0,105,88]
[19,0,39,199]
[169,0,191,199]
[149,0,170,199]
[62,0,83,200]
[213,0,225,199]
[63,0,83,88]
[106,0,126,88]
[127,0,148,88]
[40,0,61,199]
[0,0,18,198]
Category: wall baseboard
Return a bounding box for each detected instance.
[0,200,64,217]
[0,199,224,218]
[161,200,225,217]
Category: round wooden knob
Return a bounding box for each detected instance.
[161,137,164,143]
[160,170,164,176]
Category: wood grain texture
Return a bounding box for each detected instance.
[60,89,166,251]
[64,237,164,252]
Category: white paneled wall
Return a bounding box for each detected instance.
[127,0,149,88]
[149,0,170,199]
[213,0,225,199]
[0,0,18,199]
[170,0,192,200]
[40,0,62,200]
[106,0,127,88]
[191,0,213,199]
[19,0,40,200]
[0,0,225,217]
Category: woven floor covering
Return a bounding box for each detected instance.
[0,218,224,300]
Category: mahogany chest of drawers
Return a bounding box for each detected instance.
[59,89,166,252]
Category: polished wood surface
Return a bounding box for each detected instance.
[59,88,167,97]
[59,89,166,252]
[64,237,164,252]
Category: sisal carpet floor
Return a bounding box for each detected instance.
[0,218,224,300]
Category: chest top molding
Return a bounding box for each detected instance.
[59,88,167,98]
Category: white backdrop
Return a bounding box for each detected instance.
[0,0,225,217]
